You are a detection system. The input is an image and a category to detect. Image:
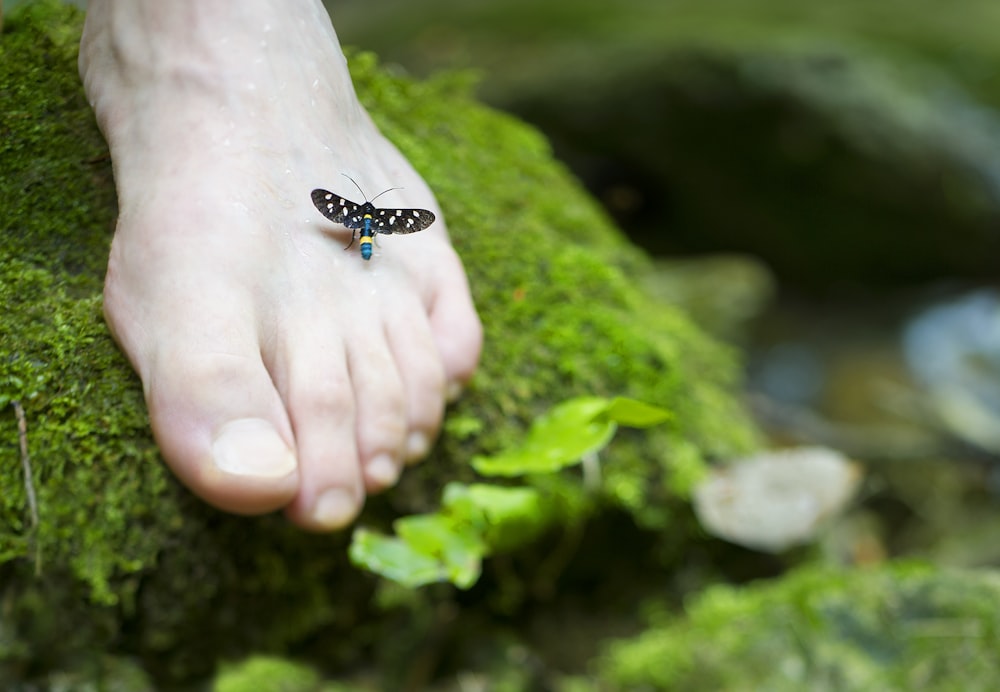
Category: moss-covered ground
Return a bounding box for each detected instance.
[597,562,1000,691]
[1,2,760,687]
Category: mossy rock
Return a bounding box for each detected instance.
[0,3,756,687]
[596,562,1000,691]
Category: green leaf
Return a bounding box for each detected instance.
[460,483,548,552]
[604,397,672,427]
[351,496,513,590]
[443,482,542,525]
[348,527,453,589]
[394,514,485,588]
[444,414,485,439]
[350,396,671,588]
[440,482,491,529]
[349,514,485,590]
[472,397,617,477]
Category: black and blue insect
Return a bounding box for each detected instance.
[311,175,436,260]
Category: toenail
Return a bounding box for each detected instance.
[212,418,297,478]
[446,381,464,402]
[313,489,358,529]
[366,454,399,488]
[405,432,430,461]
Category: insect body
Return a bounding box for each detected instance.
[311,175,436,260]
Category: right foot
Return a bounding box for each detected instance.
[80,0,482,530]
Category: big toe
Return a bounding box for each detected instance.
[145,347,299,514]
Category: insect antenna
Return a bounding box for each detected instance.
[341,173,368,201]
[341,173,402,204]
[369,186,403,204]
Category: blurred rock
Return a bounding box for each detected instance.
[903,288,1000,454]
[693,446,863,552]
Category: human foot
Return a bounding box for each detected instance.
[79,0,482,530]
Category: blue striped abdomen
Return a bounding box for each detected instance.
[361,216,374,260]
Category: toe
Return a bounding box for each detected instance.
[272,329,367,531]
[384,301,446,465]
[145,348,299,515]
[346,324,409,491]
[426,248,483,400]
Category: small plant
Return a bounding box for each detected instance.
[349,396,670,588]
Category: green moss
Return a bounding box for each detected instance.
[354,50,758,526]
[213,656,326,692]
[1,2,757,686]
[0,1,116,288]
[598,562,1000,690]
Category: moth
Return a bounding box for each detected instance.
[311,175,436,260]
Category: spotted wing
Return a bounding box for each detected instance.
[311,189,366,229]
[370,207,437,235]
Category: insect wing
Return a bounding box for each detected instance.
[371,207,437,235]
[311,189,365,229]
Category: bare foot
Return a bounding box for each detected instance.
[79,0,482,530]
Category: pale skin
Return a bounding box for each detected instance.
[79,0,482,530]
